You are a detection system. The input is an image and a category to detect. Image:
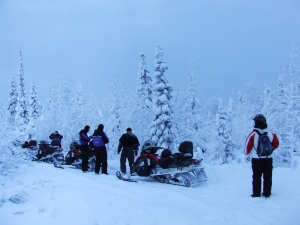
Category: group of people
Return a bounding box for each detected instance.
[78,125,140,175]
[47,113,279,198]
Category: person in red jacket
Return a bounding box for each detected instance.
[245,114,279,198]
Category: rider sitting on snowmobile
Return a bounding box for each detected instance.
[49,131,63,147]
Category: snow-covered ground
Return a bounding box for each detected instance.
[0,157,299,225]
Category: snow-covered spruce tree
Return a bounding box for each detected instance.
[137,53,152,109]
[270,75,292,166]
[285,43,300,169]
[150,45,175,150]
[75,83,86,126]
[106,80,131,158]
[135,53,153,142]
[16,49,29,132]
[173,66,205,157]
[29,83,40,120]
[200,96,220,163]
[214,98,234,164]
[7,75,18,124]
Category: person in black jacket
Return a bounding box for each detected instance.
[92,124,109,175]
[79,125,91,172]
[118,127,140,174]
[49,131,63,147]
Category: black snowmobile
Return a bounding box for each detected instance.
[33,140,65,168]
[63,140,96,172]
[21,140,38,150]
[116,140,207,187]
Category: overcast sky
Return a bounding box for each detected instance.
[0,0,300,103]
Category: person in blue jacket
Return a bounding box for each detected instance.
[92,124,109,175]
[79,125,91,172]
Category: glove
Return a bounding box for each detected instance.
[117,149,121,154]
[134,150,138,157]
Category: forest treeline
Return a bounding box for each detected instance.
[1,44,300,168]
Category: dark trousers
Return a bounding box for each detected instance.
[252,158,273,196]
[94,146,107,174]
[120,147,135,174]
[80,145,89,172]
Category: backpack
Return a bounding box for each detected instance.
[254,130,273,157]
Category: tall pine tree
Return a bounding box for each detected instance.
[7,75,18,124]
[29,83,40,120]
[150,45,174,150]
[16,49,29,131]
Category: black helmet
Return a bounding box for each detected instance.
[253,114,267,129]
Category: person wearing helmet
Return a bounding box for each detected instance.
[244,114,279,198]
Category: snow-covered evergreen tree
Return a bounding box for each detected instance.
[106,80,131,158]
[271,75,291,166]
[29,83,40,120]
[16,49,29,131]
[215,98,234,164]
[7,76,18,124]
[150,45,174,150]
[137,53,152,109]
[285,43,300,168]
[135,53,153,142]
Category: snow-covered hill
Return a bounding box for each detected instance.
[0,158,299,225]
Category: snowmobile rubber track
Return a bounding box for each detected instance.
[152,171,200,187]
[116,171,137,182]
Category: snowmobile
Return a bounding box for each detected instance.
[33,140,65,168]
[63,140,96,172]
[21,140,38,150]
[116,140,207,187]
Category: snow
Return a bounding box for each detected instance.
[1,157,299,225]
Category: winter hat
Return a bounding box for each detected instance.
[84,125,90,131]
[126,127,132,131]
[98,124,104,130]
[253,114,267,129]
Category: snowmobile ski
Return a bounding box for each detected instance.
[116,171,137,182]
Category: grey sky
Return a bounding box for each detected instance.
[1,0,300,103]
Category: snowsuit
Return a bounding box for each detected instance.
[118,133,140,174]
[49,133,63,147]
[245,128,279,197]
[79,128,91,172]
[92,129,109,174]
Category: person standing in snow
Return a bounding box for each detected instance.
[92,124,109,175]
[79,125,91,172]
[245,114,279,198]
[49,131,63,147]
[118,127,140,175]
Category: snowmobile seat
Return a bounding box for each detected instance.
[158,155,176,169]
[161,149,172,158]
[51,140,61,148]
[21,141,29,149]
[28,140,38,150]
[178,141,193,159]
